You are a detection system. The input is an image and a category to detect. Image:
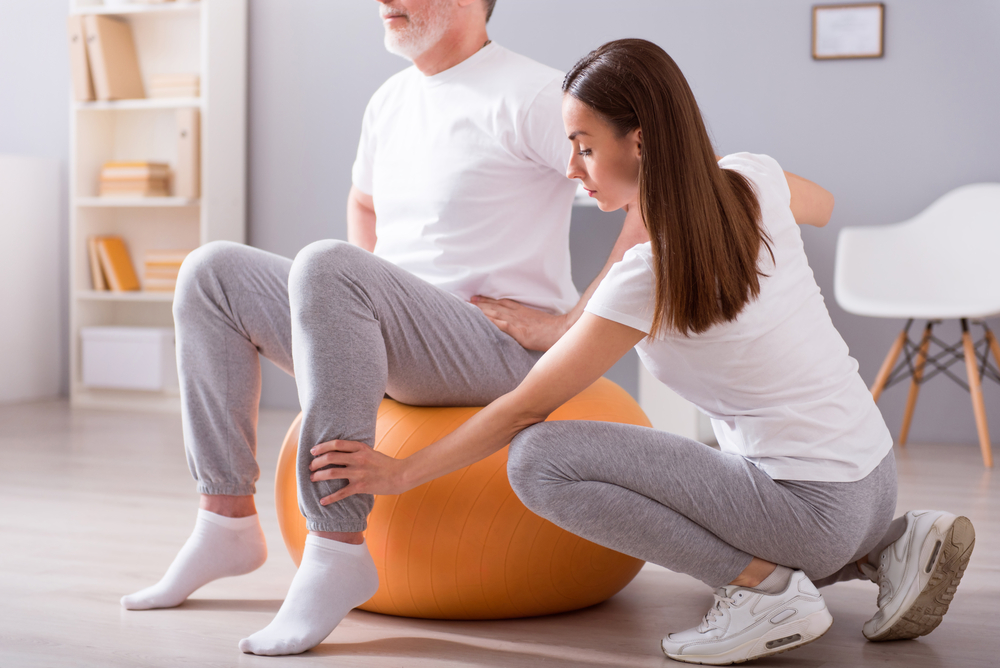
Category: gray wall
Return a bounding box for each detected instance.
[2,1,999,446]
[247,0,1000,446]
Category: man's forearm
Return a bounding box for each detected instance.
[346,186,378,252]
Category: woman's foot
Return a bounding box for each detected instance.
[121,509,267,610]
[660,570,832,665]
[861,510,975,641]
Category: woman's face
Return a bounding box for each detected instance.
[563,95,642,213]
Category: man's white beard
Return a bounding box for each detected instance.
[383,4,450,61]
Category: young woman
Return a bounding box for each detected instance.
[307,39,975,664]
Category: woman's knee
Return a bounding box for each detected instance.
[508,422,574,511]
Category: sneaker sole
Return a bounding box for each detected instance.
[866,515,975,642]
[663,607,834,665]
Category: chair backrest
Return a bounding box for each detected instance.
[834,183,1000,319]
[899,183,1000,238]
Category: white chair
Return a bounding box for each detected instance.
[834,183,1000,468]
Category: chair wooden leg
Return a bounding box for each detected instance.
[899,322,932,447]
[986,327,1000,373]
[871,326,909,404]
[963,320,994,468]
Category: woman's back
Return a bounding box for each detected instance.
[586,152,892,483]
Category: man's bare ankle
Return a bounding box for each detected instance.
[200,494,257,518]
[311,530,365,545]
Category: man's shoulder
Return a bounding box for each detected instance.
[489,45,564,94]
[494,45,564,80]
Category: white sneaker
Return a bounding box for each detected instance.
[661,570,833,665]
[861,510,975,641]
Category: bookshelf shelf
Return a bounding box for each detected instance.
[69,0,246,412]
[75,97,202,111]
[76,196,200,208]
[71,2,202,18]
[77,290,174,303]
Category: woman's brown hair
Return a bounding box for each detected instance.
[563,38,771,336]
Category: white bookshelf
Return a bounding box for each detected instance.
[69,0,247,412]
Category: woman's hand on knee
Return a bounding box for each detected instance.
[309,440,409,504]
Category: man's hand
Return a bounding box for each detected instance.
[471,296,571,352]
[309,440,409,505]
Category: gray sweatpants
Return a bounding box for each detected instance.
[173,240,540,532]
[509,421,902,588]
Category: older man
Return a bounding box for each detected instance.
[119,0,646,656]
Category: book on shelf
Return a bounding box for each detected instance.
[83,14,145,101]
[87,236,108,291]
[142,248,192,292]
[175,109,201,198]
[145,249,192,266]
[68,16,95,101]
[94,236,141,292]
[149,73,200,98]
[99,161,171,197]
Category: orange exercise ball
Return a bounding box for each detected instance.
[274,377,650,620]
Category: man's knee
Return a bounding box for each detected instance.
[174,240,248,321]
[290,240,366,286]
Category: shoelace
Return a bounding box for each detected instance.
[859,552,891,607]
[697,591,736,633]
[875,552,891,606]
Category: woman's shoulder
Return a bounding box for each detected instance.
[718,152,791,207]
[586,242,656,334]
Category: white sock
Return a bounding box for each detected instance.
[239,535,379,656]
[121,509,267,610]
[750,564,795,595]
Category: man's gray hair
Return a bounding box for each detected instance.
[484,0,496,22]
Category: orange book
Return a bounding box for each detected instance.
[96,237,140,292]
[83,15,145,101]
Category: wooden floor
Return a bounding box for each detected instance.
[0,401,997,668]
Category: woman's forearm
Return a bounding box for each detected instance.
[400,391,546,490]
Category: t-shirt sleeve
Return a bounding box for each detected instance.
[584,245,656,334]
[351,97,377,196]
[719,152,790,210]
[519,77,573,174]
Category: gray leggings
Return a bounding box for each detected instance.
[509,421,902,588]
[173,240,540,532]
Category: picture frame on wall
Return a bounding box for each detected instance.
[812,3,885,60]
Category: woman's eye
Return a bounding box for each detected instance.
[578,149,592,157]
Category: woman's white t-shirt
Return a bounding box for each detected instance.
[586,153,893,483]
[352,43,579,315]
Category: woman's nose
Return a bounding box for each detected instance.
[566,157,583,181]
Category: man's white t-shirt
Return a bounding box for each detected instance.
[352,43,579,315]
[586,153,893,483]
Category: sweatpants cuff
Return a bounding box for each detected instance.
[306,519,369,533]
[197,482,257,496]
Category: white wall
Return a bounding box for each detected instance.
[0,1,70,397]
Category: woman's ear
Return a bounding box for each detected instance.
[632,128,643,159]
